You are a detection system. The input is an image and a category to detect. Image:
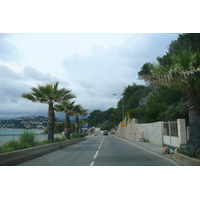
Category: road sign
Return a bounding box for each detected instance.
[82,125,88,130]
[121,123,126,127]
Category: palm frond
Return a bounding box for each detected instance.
[22,82,76,105]
[145,49,200,91]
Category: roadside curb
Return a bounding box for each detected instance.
[172,149,200,166]
[0,137,86,166]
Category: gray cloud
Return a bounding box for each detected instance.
[0,65,20,80]
[0,65,70,119]
[0,33,180,119]
[0,33,19,61]
[23,66,56,82]
[61,33,179,112]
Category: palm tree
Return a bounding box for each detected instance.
[54,101,75,139]
[79,120,88,134]
[21,82,76,142]
[72,104,82,134]
[78,108,88,133]
[72,105,88,133]
[145,49,200,151]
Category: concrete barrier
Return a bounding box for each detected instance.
[0,137,86,166]
[172,149,200,166]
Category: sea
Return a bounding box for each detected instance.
[0,129,45,135]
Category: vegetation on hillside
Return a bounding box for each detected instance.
[87,33,200,151]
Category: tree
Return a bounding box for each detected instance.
[72,104,82,133]
[88,110,103,127]
[54,101,75,139]
[78,108,88,133]
[54,122,64,133]
[142,86,184,122]
[169,33,200,55]
[72,104,88,133]
[79,120,88,134]
[87,108,119,129]
[145,49,200,151]
[138,63,153,82]
[21,82,76,142]
[118,83,151,121]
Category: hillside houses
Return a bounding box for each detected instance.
[0,116,62,129]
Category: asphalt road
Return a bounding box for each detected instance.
[16,132,177,166]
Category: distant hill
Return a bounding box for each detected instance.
[0,115,88,123]
[0,115,61,122]
[0,115,62,129]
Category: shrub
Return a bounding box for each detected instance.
[54,137,62,142]
[71,133,80,139]
[0,146,14,154]
[4,140,31,151]
[0,139,32,154]
[79,133,85,138]
[19,131,35,146]
[32,140,51,146]
[33,141,41,146]
[40,140,51,145]
[177,144,200,157]
[54,122,64,133]
[6,140,21,150]
[18,143,32,149]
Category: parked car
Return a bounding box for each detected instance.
[103,130,108,135]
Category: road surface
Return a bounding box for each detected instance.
[16,132,178,166]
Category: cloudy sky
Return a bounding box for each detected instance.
[0,33,181,119]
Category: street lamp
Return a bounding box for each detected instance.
[113,94,124,121]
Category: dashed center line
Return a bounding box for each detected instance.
[90,137,104,166]
[93,151,99,159]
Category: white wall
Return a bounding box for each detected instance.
[115,118,186,147]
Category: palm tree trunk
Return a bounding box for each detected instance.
[48,102,55,142]
[188,109,200,149]
[75,116,79,134]
[79,125,82,134]
[65,114,71,139]
[187,83,200,151]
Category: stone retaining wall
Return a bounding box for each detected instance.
[115,118,187,147]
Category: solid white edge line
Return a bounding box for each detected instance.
[90,161,94,166]
[113,135,180,166]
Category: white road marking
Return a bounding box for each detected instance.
[90,137,105,166]
[113,135,179,166]
[94,151,99,159]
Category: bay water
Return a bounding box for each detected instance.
[0,129,45,135]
